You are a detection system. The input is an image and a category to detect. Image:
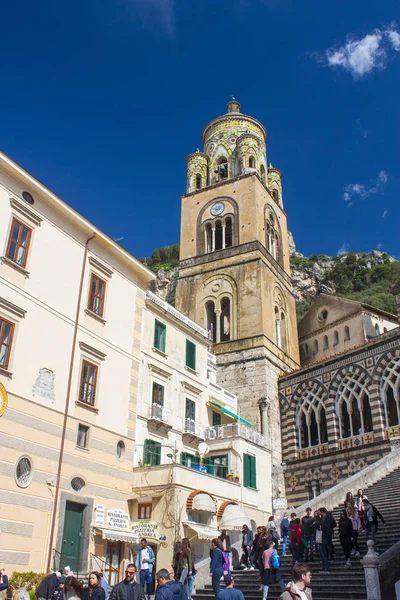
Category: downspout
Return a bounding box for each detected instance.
[46,233,96,572]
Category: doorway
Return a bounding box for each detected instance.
[105,542,122,586]
[60,501,85,572]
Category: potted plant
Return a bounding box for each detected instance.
[233,473,239,483]
[226,471,234,481]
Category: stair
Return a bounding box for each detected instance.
[193,466,400,600]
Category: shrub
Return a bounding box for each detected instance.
[9,572,46,592]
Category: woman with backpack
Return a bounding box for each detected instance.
[218,530,231,574]
[261,541,285,600]
[288,518,302,567]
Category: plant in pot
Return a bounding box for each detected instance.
[227,471,234,481]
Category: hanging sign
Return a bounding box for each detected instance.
[131,520,160,540]
[95,504,105,526]
[107,508,129,530]
[273,497,288,509]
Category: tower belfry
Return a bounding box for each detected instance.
[176,99,300,473]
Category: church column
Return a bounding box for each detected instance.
[215,309,221,343]
[212,225,216,252]
[258,396,270,439]
[222,223,226,249]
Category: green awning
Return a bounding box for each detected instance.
[210,402,252,427]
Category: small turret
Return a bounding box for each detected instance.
[267,164,283,208]
[227,96,241,114]
[186,149,208,193]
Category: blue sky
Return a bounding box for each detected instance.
[0,0,399,259]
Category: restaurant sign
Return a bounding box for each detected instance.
[107,509,129,530]
[131,520,160,540]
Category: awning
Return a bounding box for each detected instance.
[192,493,216,513]
[220,503,251,531]
[183,522,220,540]
[99,528,140,543]
[210,402,252,427]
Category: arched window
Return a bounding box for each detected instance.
[196,174,202,190]
[225,217,233,248]
[205,223,212,253]
[375,323,380,335]
[300,343,309,361]
[266,210,280,263]
[296,383,327,448]
[323,335,329,350]
[275,307,281,349]
[384,327,388,333]
[260,164,266,183]
[280,312,287,353]
[248,156,255,169]
[205,297,232,344]
[313,340,319,355]
[336,370,373,438]
[206,300,216,342]
[380,357,400,427]
[344,326,350,341]
[220,297,231,342]
[215,220,223,251]
[271,189,279,204]
[333,330,339,346]
[217,157,228,180]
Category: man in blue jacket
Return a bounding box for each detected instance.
[210,539,224,599]
[135,538,156,599]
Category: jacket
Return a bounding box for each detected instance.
[339,518,353,538]
[364,503,385,528]
[210,548,224,575]
[280,518,289,537]
[0,576,9,593]
[177,548,192,572]
[165,580,185,600]
[289,524,302,545]
[301,516,315,536]
[279,581,312,600]
[37,574,59,599]
[219,535,231,553]
[155,585,174,600]
[109,581,144,600]
[242,528,253,548]
[262,548,273,569]
[135,546,156,572]
[85,589,106,600]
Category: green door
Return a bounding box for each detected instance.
[60,502,84,572]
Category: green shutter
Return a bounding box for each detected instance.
[250,455,256,489]
[154,320,166,352]
[203,457,214,475]
[186,340,196,370]
[144,439,150,465]
[154,441,161,466]
[243,453,256,488]
[144,439,161,466]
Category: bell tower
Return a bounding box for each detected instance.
[175,99,300,476]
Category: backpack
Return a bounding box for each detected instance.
[281,518,289,535]
[271,550,281,569]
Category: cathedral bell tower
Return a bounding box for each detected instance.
[176,99,300,475]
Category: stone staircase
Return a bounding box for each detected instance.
[193,466,400,600]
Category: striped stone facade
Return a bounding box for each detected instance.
[279,327,400,506]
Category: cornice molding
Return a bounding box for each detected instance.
[79,342,106,361]
[10,198,42,226]
[0,297,26,319]
[88,256,113,278]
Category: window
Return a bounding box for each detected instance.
[243,453,257,489]
[77,424,89,449]
[248,156,255,169]
[196,174,202,190]
[88,274,106,317]
[185,398,196,422]
[323,335,329,350]
[336,370,373,438]
[79,360,98,406]
[0,317,15,370]
[375,323,380,335]
[313,340,319,354]
[6,218,32,268]
[212,411,221,426]
[154,320,166,353]
[266,210,280,263]
[181,452,199,469]
[260,164,266,183]
[143,439,161,466]
[204,454,228,479]
[333,330,339,346]
[271,189,279,204]
[138,503,152,520]
[216,157,228,180]
[296,384,328,448]
[152,382,164,406]
[116,440,125,459]
[71,476,86,493]
[186,340,196,370]
[22,191,35,205]
[380,357,400,427]
[15,456,33,488]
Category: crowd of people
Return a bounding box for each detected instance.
[16,491,384,600]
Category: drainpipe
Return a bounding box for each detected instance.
[46,233,96,572]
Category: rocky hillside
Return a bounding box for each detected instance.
[141,238,400,323]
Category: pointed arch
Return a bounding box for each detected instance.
[264,204,283,266]
[292,379,329,450]
[330,366,373,438]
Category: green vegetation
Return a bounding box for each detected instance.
[8,571,46,592]
[140,243,180,272]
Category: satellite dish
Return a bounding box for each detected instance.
[198,442,209,456]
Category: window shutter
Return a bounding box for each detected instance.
[243,453,250,487]
[250,455,257,489]
[186,340,196,370]
[143,440,150,464]
[155,442,161,466]
[154,321,166,352]
[160,323,166,353]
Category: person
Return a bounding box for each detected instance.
[155,570,174,600]
[36,572,62,600]
[216,574,244,600]
[266,516,279,548]
[64,577,83,600]
[278,563,313,600]
[218,530,231,573]
[163,568,185,600]
[355,489,367,528]
[315,509,330,573]
[241,524,254,569]
[301,508,315,562]
[97,573,108,600]
[320,508,336,561]
[251,527,262,568]
[210,538,224,599]
[63,569,72,578]
[181,538,195,600]
[362,498,385,552]
[109,565,144,600]
[288,518,302,567]
[84,573,105,600]
[344,492,354,509]
[135,538,155,599]
[338,510,353,568]
[312,510,322,560]
[347,505,361,557]
[280,514,289,556]
[53,577,66,600]
[261,540,285,600]
[0,569,9,597]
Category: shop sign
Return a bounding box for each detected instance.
[95,504,105,526]
[131,520,160,540]
[273,497,288,509]
[107,508,129,530]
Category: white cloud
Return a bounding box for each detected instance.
[382,209,388,218]
[322,24,400,78]
[337,242,350,255]
[344,170,389,207]
[377,242,384,250]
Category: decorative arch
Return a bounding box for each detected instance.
[186,490,216,514]
[273,285,288,352]
[293,380,328,449]
[329,365,373,438]
[200,273,238,343]
[279,392,297,461]
[373,349,400,428]
[217,500,238,518]
[264,204,283,266]
[196,196,240,255]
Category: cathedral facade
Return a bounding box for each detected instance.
[175,99,300,490]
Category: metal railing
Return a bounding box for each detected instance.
[184,418,204,438]
[89,553,117,586]
[52,548,61,572]
[148,403,168,422]
[204,422,268,447]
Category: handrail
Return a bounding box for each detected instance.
[52,549,61,571]
[89,553,117,578]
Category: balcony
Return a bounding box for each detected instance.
[183,418,204,441]
[208,381,238,412]
[204,423,268,448]
[147,403,172,432]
